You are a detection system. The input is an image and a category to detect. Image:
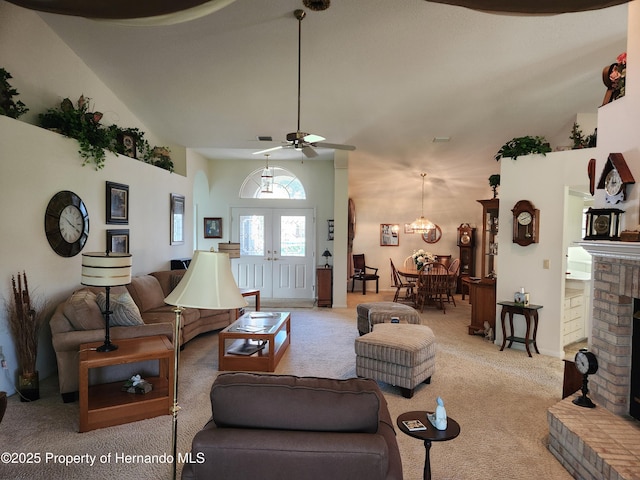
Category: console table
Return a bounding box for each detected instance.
[498,301,543,357]
[79,335,173,432]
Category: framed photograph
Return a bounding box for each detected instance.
[327,219,334,241]
[106,181,129,224]
[118,131,137,159]
[204,217,222,238]
[106,229,130,253]
[404,223,415,234]
[380,224,400,246]
[170,193,185,245]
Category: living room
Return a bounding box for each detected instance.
[1,1,640,478]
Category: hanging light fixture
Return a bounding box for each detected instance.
[261,154,273,193]
[410,173,435,232]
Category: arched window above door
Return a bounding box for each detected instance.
[239,166,306,199]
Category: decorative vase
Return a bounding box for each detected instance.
[19,371,39,402]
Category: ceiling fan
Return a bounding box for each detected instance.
[254,9,355,159]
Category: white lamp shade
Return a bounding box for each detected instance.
[81,252,132,287]
[164,250,248,309]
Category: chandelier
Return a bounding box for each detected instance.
[410,173,435,232]
[261,154,273,193]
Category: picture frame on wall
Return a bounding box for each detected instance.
[404,223,415,234]
[204,217,222,238]
[380,224,400,246]
[106,229,130,253]
[106,181,129,224]
[170,193,185,245]
[327,219,334,241]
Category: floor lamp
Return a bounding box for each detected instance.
[81,252,132,352]
[164,250,247,480]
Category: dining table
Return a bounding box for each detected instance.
[398,264,451,312]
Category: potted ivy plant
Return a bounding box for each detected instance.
[0,68,29,119]
[494,136,551,161]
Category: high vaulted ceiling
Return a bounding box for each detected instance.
[34,0,628,181]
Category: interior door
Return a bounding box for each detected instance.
[231,207,315,299]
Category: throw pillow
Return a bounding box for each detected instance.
[63,289,105,330]
[95,291,144,327]
[169,273,184,292]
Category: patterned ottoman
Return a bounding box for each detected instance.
[356,302,421,336]
[355,323,436,398]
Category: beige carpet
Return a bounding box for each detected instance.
[0,292,573,480]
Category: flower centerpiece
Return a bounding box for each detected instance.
[412,249,435,270]
[603,52,626,104]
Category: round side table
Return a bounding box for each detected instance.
[397,410,460,480]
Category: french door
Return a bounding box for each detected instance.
[231,208,315,299]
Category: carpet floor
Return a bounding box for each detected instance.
[0,291,574,479]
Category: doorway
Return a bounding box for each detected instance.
[231,207,315,299]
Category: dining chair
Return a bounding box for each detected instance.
[415,262,448,313]
[403,255,414,269]
[390,258,415,303]
[446,258,461,306]
[350,254,379,295]
[434,254,452,270]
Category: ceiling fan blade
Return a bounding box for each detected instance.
[314,142,356,151]
[253,145,284,155]
[303,133,325,143]
[301,146,318,158]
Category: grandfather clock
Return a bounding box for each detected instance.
[457,223,476,293]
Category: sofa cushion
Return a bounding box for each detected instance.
[96,291,144,326]
[211,373,381,433]
[126,275,166,312]
[63,289,105,330]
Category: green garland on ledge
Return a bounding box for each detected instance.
[494,136,551,161]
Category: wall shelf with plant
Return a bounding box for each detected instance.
[494,136,551,161]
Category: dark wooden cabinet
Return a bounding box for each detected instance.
[468,278,496,337]
[317,267,332,307]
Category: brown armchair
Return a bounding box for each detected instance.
[351,254,379,295]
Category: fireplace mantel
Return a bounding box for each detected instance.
[577,240,640,260]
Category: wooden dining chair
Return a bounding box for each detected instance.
[415,262,448,313]
[351,254,379,295]
[390,258,415,303]
[446,258,461,306]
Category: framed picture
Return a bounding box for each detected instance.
[106,181,129,224]
[106,229,130,253]
[118,131,137,158]
[204,217,222,238]
[404,223,415,234]
[170,193,185,245]
[380,224,400,246]
[327,219,334,241]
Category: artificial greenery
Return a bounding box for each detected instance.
[38,95,173,172]
[570,122,597,149]
[494,135,551,161]
[0,68,29,119]
[488,174,500,198]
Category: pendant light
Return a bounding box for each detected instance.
[410,173,435,232]
[261,154,273,193]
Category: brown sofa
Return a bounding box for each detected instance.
[50,270,234,402]
[182,373,403,480]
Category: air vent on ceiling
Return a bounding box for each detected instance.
[257,136,273,142]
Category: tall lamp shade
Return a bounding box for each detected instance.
[164,250,247,480]
[81,252,132,352]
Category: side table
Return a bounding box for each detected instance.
[498,301,543,357]
[236,288,261,319]
[397,411,460,480]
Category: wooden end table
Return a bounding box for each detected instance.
[498,301,543,357]
[79,335,174,432]
[397,411,460,480]
[218,312,290,372]
[236,288,261,319]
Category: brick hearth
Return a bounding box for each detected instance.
[548,242,640,480]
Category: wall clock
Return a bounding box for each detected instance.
[44,190,90,257]
[596,152,635,205]
[511,200,539,246]
[584,207,623,240]
[572,348,598,408]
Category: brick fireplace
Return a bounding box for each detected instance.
[548,241,640,480]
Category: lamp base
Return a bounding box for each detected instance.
[96,341,118,352]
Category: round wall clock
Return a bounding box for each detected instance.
[44,190,90,257]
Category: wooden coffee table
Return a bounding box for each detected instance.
[218,312,290,372]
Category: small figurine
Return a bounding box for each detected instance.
[427,396,448,430]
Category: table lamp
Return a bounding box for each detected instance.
[322,249,332,268]
[164,250,247,479]
[81,252,132,352]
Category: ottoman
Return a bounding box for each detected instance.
[355,323,436,398]
[356,302,421,336]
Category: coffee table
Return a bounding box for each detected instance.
[397,410,460,480]
[218,311,290,372]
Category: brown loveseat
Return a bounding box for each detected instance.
[50,270,234,402]
[182,373,403,480]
